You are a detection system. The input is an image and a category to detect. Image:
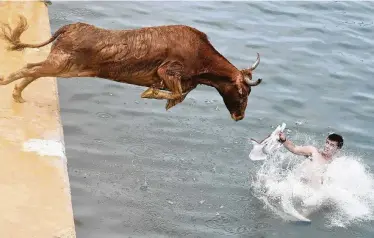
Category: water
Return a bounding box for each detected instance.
[46,1,374,237]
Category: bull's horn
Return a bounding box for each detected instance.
[250,52,260,70]
[244,77,262,86]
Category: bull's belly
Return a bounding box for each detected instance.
[119,75,160,87]
[99,71,162,88]
[94,60,163,87]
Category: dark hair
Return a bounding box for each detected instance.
[328,133,344,149]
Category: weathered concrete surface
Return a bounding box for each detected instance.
[0,1,76,238]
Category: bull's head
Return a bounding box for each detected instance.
[218,53,262,121]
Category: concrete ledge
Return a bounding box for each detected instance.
[0,1,76,238]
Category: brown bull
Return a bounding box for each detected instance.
[0,15,262,121]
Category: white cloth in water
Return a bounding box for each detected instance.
[249,123,286,161]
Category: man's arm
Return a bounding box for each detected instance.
[282,140,315,156]
[279,132,316,156]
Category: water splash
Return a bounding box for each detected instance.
[250,133,374,228]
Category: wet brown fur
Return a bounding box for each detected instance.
[0,15,262,121]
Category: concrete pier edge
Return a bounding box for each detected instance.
[0,1,76,237]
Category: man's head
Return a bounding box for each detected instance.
[323,133,344,157]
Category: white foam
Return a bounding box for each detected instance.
[23,139,65,158]
[250,134,374,227]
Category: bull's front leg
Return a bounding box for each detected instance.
[165,85,196,110]
[141,87,182,100]
[141,61,184,101]
[140,80,164,99]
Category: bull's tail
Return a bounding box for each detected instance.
[0,15,67,51]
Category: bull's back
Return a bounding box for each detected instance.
[58,23,207,58]
[52,23,216,80]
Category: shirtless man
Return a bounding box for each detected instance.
[278,132,344,162]
[278,132,344,186]
[277,132,344,216]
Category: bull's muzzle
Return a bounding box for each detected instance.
[231,113,244,121]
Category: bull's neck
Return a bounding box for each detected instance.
[194,52,239,90]
[196,75,230,93]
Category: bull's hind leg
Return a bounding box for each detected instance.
[0,61,48,102]
[0,65,35,85]
[13,77,35,103]
[141,61,184,103]
[0,63,50,102]
[0,54,74,102]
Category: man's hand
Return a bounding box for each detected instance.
[278,132,286,143]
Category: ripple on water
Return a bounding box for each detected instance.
[95,112,114,119]
[204,213,239,229]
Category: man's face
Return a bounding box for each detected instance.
[323,138,339,156]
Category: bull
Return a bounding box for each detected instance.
[0,15,262,121]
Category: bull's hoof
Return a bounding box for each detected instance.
[12,94,25,103]
[165,100,175,110]
[141,88,155,98]
[165,99,181,110]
